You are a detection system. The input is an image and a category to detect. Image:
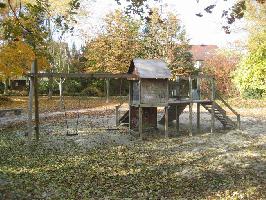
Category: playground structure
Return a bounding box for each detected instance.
[118,59,241,137]
[27,58,240,138]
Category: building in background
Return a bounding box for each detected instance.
[190,44,218,71]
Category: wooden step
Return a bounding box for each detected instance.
[201,102,236,129]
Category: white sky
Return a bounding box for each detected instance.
[65,0,248,49]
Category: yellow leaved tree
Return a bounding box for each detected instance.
[0,41,49,93]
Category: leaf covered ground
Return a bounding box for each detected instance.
[0,125,265,199]
[0,97,266,199]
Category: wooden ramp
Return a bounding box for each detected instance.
[159,103,189,124]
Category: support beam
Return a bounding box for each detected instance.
[139,106,143,139]
[128,82,132,131]
[33,58,40,140]
[211,78,215,133]
[189,76,193,136]
[165,106,169,138]
[197,103,200,134]
[197,77,201,100]
[176,106,179,135]
[115,106,120,127]
[27,62,34,137]
[106,78,110,103]
[237,114,241,130]
[176,76,180,99]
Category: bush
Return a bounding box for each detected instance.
[81,86,104,97]
[242,88,265,99]
[64,80,83,95]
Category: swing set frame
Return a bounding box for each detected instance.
[27,71,136,139]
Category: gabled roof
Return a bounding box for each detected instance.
[128,58,171,79]
[190,45,218,61]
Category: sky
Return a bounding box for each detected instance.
[65,0,248,49]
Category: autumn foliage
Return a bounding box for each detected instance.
[203,52,240,97]
[0,41,50,81]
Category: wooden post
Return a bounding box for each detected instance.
[176,105,179,135]
[237,114,241,130]
[211,78,215,133]
[139,106,143,139]
[196,103,200,134]
[115,105,119,127]
[197,77,201,100]
[27,62,34,137]
[165,106,169,138]
[128,82,132,131]
[176,76,180,99]
[106,78,110,103]
[33,58,40,140]
[189,76,193,136]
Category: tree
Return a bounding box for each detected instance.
[85,10,142,73]
[0,41,49,94]
[142,9,193,76]
[203,51,240,97]
[233,2,266,98]
[85,9,192,76]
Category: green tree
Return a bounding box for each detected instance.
[234,2,266,98]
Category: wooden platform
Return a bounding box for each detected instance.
[168,99,212,105]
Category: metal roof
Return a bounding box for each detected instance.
[128,58,171,79]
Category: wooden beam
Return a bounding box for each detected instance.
[128,82,132,131]
[27,72,137,79]
[211,78,215,133]
[176,76,180,99]
[33,59,40,140]
[176,106,179,135]
[197,103,200,134]
[27,62,34,137]
[237,114,241,130]
[115,105,120,127]
[197,77,201,100]
[106,78,110,103]
[139,106,143,139]
[189,76,193,136]
[165,106,169,138]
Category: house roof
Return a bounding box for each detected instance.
[190,45,218,61]
[128,58,172,79]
